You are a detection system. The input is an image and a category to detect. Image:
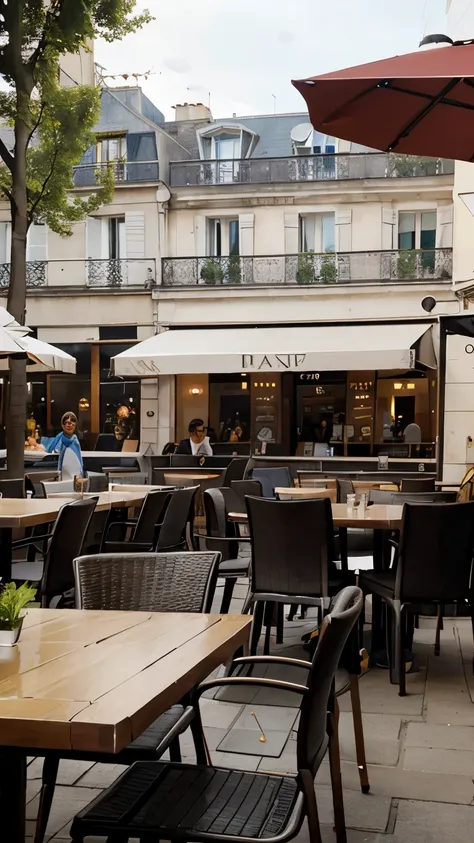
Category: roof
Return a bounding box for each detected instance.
[217,112,310,158]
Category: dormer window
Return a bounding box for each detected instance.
[213,132,241,161]
[197,122,258,162]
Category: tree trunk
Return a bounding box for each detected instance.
[6,105,30,479]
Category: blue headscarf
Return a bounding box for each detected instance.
[47,412,84,476]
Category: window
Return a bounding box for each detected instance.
[208,218,239,257]
[398,211,437,250]
[213,132,241,161]
[300,214,336,253]
[97,135,126,162]
[109,217,125,259]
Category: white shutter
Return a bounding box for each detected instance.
[284,213,299,254]
[381,207,396,250]
[335,209,352,252]
[27,222,47,261]
[125,211,145,258]
[436,205,453,247]
[86,216,104,258]
[0,222,10,264]
[194,214,206,257]
[239,213,254,256]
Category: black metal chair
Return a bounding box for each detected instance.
[200,488,250,613]
[155,486,198,552]
[400,476,436,493]
[32,551,221,843]
[101,489,172,553]
[39,498,98,607]
[69,587,363,843]
[170,454,201,467]
[230,479,262,507]
[221,458,248,486]
[245,496,346,655]
[86,473,108,492]
[252,466,292,497]
[94,433,119,452]
[359,501,474,695]
[0,477,25,498]
[337,478,354,503]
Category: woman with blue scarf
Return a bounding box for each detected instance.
[47,411,84,480]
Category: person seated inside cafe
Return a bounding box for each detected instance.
[176,418,213,456]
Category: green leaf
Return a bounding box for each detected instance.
[0,582,37,628]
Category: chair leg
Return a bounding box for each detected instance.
[276,603,284,645]
[190,708,210,765]
[220,577,236,614]
[287,603,299,621]
[250,601,264,655]
[435,604,443,657]
[300,769,323,843]
[349,675,370,794]
[168,737,182,763]
[392,602,407,697]
[34,756,60,843]
[327,697,347,843]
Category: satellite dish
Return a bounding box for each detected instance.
[290,123,313,145]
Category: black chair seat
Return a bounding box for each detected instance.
[124,705,190,755]
[219,558,250,575]
[71,760,299,840]
[359,570,396,600]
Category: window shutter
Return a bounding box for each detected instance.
[27,222,47,262]
[86,216,104,259]
[0,222,10,264]
[194,215,206,257]
[335,209,352,252]
[284,213,299,254]
[239,213,254,256]
[381,207,396,250]
[125,211,145,259]
[436,205,453,247]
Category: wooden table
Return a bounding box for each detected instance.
[276,486,338,503]
[47,490,150,509]
[164,472,219,486]
[229,503,403,530]
[0,608,251,842]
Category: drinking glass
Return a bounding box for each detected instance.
[347,493,356,510]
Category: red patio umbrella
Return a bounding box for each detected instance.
[292,38,474,162]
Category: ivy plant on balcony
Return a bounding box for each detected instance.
[226,255,242,285]
[387,153,440,178]
[318,254,338,284]
[397,250,419,280]
[200,258,225,285]
[296,252,316,284]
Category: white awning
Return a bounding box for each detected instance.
[112,323,436,376]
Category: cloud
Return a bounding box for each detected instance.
[163,57,192,74]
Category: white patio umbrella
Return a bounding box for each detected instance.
[0,307,76,373]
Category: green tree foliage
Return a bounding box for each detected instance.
[0,1,152,477]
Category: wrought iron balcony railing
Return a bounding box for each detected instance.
[169,153,454,187]
[162,249,453,287]
[0,259,156,290]
[72,160,160,187]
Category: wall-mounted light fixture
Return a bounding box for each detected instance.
[189,387,203,396]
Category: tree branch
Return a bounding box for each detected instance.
[0,185,12,202]
[0,137,14,172]
[27,103,45,146]
[27,0,67,72]
[28,146,59,222]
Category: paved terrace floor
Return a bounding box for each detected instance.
[23,577,474,842]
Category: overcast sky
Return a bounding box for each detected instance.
[95,0,448,120]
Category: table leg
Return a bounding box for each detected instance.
[0,527,13,581]
[370,530,388,664]
[0,751,27,843]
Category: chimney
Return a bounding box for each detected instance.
[173,102,212,122]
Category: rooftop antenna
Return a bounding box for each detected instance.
[271,93,276,115]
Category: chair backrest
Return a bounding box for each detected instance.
[246,496,335,598]
[297,586,362,775]
[230,479,262,507]
[204,488,238,562]
[0,477,25,498]
[87,473,108,493]
[155,486,198,552]
[390,491,456,505]
[337,478,354,503]
[170,454,201,467]
[396,501,474,602]
[400,476,435,493]
[403,423,422,444]
[221,458,248,486]
[251,467,292,498]
[133,489,171,543]
[41,498,97,606]
[368,489,394,505]
[74,552,221,613]
[122,439,139,453]
[94,434,118,452]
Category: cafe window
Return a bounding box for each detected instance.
[300,213,335,253]
[209,374,250,443]
[100,343,140,441]
[207,218,239,257]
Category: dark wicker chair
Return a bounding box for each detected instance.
[200,488,250,613]
[155,486,198,552]
[230,479,262,507]
[101,489,172,553]
[252,466,292,497]
[69,587,363,843]
[221,458,248,486]
[400,476,436,493]
[359,501,474,695]
[86,473,108,492]
[337,478,354,503]
[32,551,221,843]
[37,498,97,607]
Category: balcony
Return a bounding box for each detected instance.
[169,153,454,187]
[72,160,159,188]
[0,259,156,290]
[161,249,453,287]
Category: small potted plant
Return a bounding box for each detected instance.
[0,582,37,646]
[200,258,225,285]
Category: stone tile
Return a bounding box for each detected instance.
[26,779,42,804]
[234,703,299,733]
[25,757,94,785]
[338,670,424,716]
[424,698,474,726]
[211,750,260,771]
[26,785,102,838]
[403,746,474,777]
[199,698,243,728]
[316,759,474,805]
[75,762,128,789]
[338,712,402,766]
[315,784,392,832]
[258,746,297,774]
[217,727,290,757]
[391,799,474,842]
[405,722,474,751]
[251,686,301,707]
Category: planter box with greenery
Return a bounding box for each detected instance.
[296,253,316,284]
[318,254,338,284]
[0,582,36,646]
[200,258,225,285]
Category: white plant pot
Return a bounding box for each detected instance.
[0,617,24,647]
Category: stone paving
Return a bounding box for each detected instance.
[24,577,474,842]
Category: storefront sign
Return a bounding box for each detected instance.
[299,373,320,381]
[241,354,306,370]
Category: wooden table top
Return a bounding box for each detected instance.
[164,473,220,482]
[0,609,251,753]
[47,490,148,509]
[0,491,151,529]
[229,503,403,530]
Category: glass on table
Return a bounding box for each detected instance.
[346,493,356,511]
[358,492,368,517]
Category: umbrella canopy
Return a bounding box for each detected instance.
[292,39,474,162]
[0,307,76,373]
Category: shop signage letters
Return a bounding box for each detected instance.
[241,354,306,370]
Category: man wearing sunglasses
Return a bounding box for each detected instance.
[176,418,213,456]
